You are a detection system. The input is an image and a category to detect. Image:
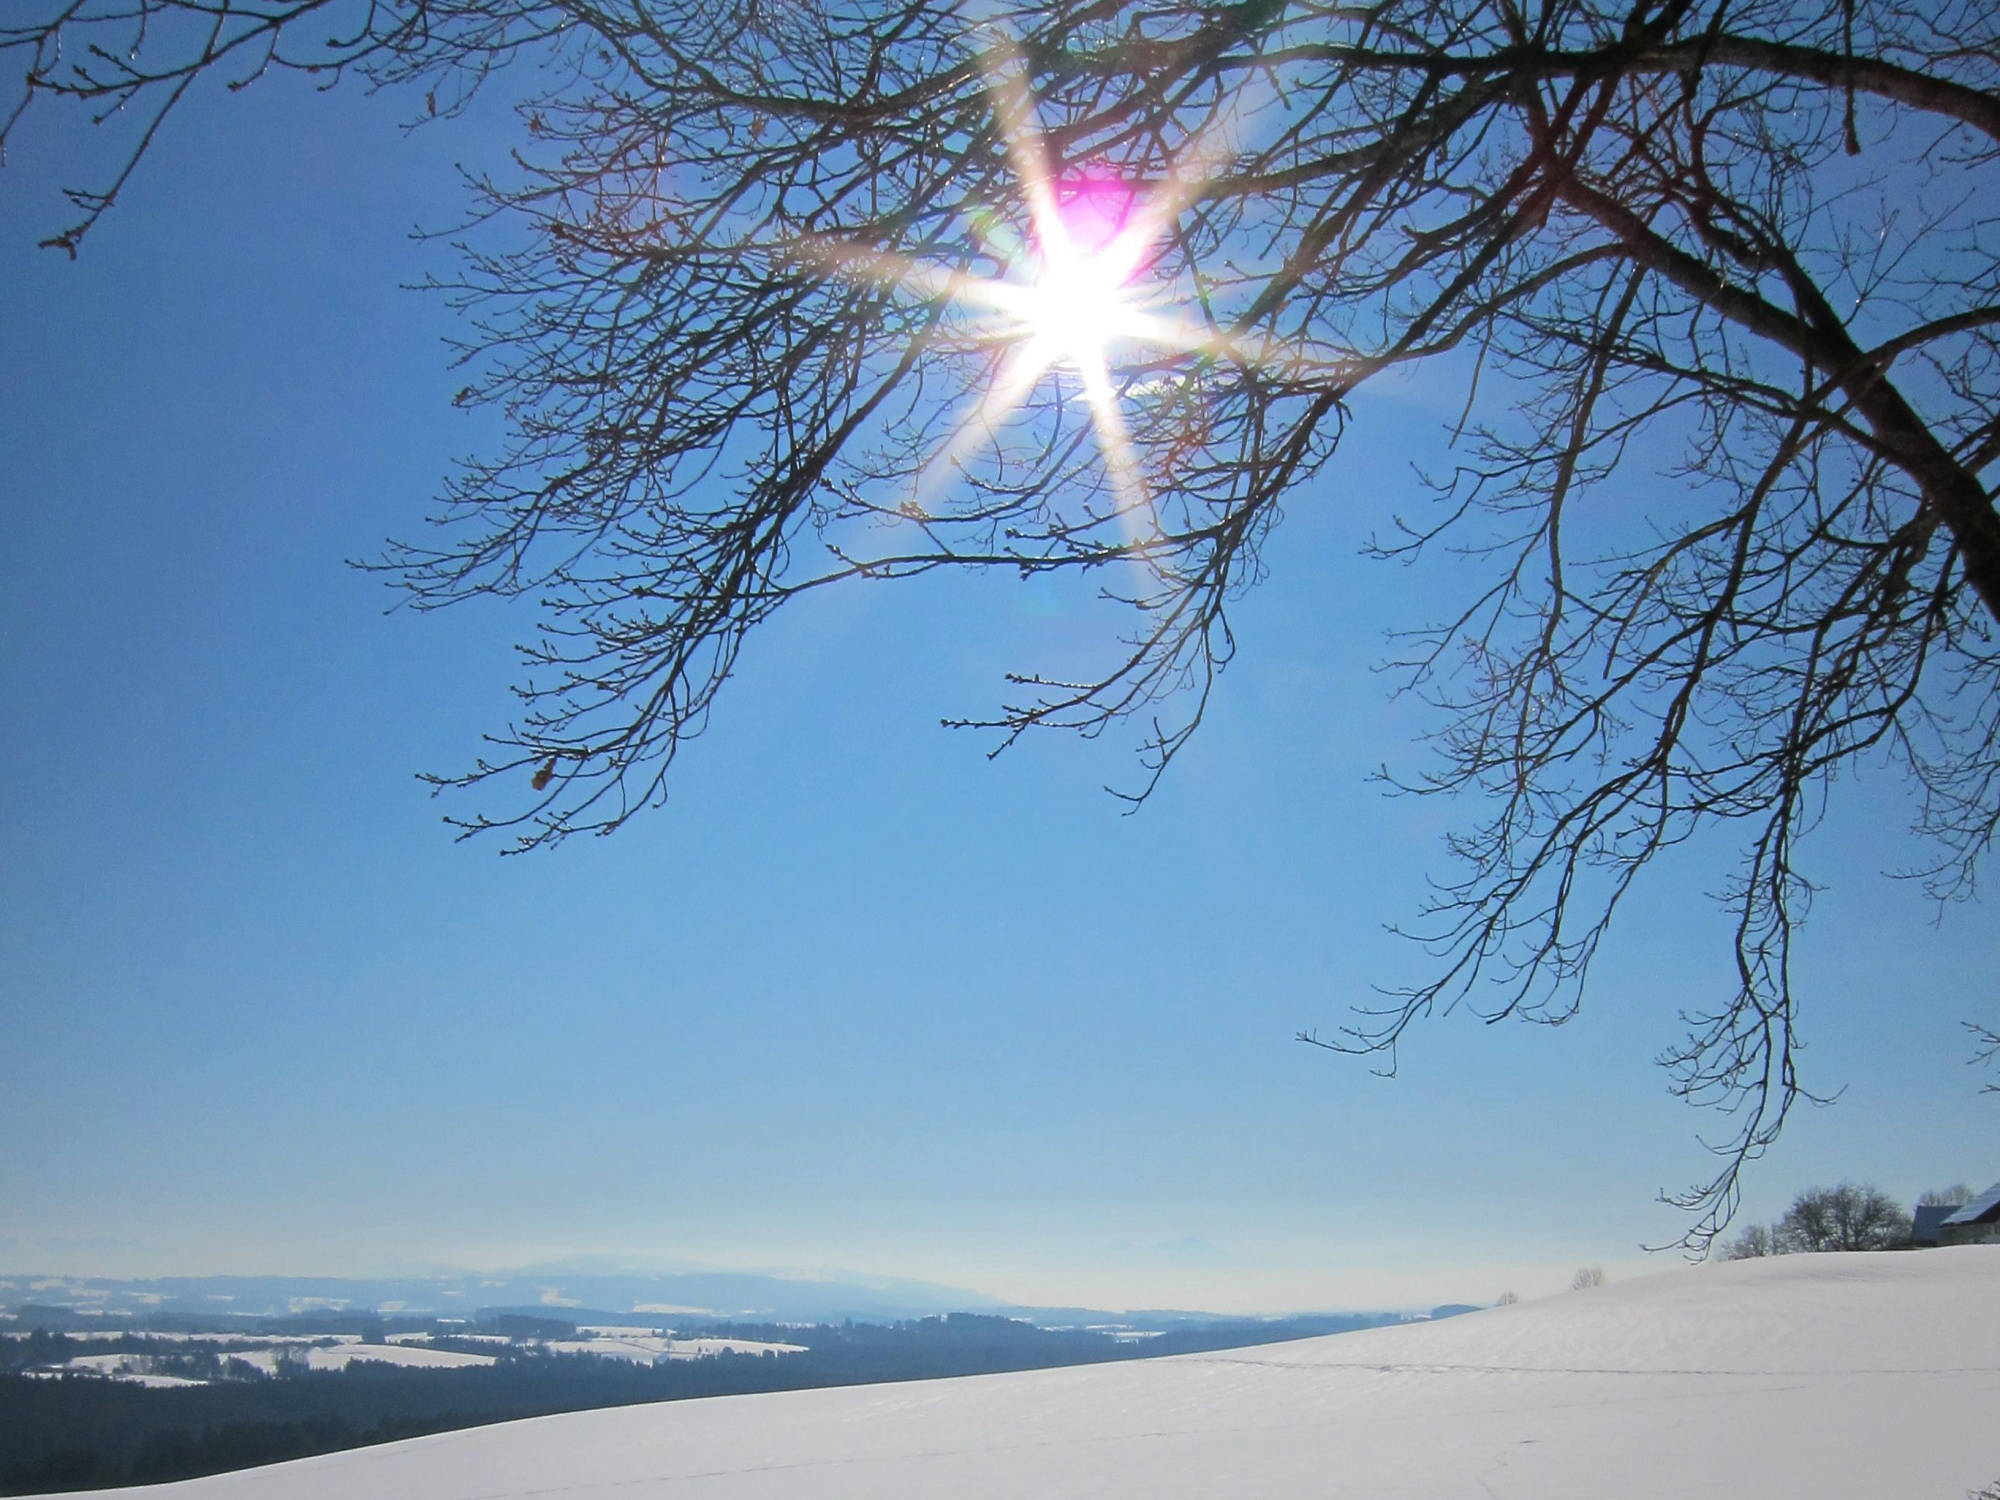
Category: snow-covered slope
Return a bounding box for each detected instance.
[83,1248,2000,1500]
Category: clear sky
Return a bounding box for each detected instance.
[1,63,1993,1316]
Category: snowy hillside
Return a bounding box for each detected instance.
[74,1248,2000,1500]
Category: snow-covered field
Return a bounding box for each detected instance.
[662,1337,807,1359]
[542,1336,676,1365]
[544,1335,807,1365]
[300,1344,499,1372]
[65,1248,2000,1499]
[52,1331,346,1346]
[46,1356,208,1389]
[202,1343,497,1375]
[386,1332,513,1347]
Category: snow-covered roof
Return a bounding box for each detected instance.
[1940,1178,2000,1226]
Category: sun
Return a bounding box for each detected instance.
[1006,173,1160,377]
[783,45,1284,530]
[1017,245,1129,372]
[917,165,1200,525]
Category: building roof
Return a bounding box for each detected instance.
[1940,1179,2000,1227]
[1912,1204,1957,1243]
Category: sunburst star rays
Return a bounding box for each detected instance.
[777,35,1305,550]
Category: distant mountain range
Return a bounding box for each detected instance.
[0,1267,1007,1326]
[0,1267,1453,1331]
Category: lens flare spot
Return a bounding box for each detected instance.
[1021,173,1158,371]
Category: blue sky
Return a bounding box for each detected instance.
[1,62,1994,1314]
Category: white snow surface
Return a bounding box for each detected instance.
[68,1248,2000,1500]
[544,1336,675,1364]
[303,1343,498,1371]
[546,1336,807,1364]
[667,1337,807,1358]
[61,1354,139,1375]
[54,1355,211,1387]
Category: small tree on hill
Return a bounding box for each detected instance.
[1723,1222,1774,1260]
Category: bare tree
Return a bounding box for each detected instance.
[1919,1183,1976,1207]
[9,0,1999,1250]
[1570,1265,1607,1290]
[1775,1182,1910,1251]
[1722,1221,1773,1259]
[1969,1023,2000,1093]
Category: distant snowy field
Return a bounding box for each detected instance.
[543,1336,806,1364]
[71,1248,2000,1500]
[296,1344,498,1372]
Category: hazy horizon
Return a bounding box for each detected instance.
[0,1233,1946,1317]
[3,1257,1515,1318]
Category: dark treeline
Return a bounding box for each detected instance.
[0,1312,1393,1494]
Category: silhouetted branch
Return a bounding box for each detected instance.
[14,0,2000,1251]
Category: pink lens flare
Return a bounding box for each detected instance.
[1035,171,1163,282]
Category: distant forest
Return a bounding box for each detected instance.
[0,1312,1399,1493]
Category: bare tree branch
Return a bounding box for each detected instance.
[12,0,1999,1251]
